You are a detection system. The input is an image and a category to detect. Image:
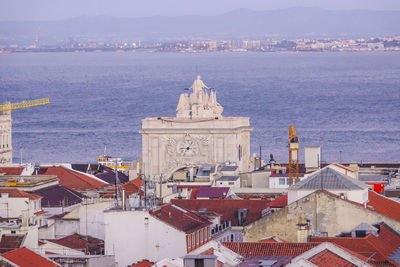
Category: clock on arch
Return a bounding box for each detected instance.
[177,134,199,156]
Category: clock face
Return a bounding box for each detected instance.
[177,138,199,156]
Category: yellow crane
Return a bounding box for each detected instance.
[0,97,50,112]
[288,124,299,186]
[0,97,50,164]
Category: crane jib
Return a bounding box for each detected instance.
[0,97,50,112]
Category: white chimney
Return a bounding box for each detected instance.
[21,210,28,227]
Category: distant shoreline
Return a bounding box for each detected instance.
[1,49,399,55]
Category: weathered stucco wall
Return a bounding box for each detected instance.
[244,190,400,242]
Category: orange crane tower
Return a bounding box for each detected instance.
[288,124,299,186]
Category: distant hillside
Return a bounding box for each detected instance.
[1,7,400,44]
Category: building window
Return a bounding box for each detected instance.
[195,259,204,267]
[200,229,203,243]
[192,233,195,247]
[188,235,191,248]
[231,234,234,242]
[196,231,199,245]
[279,178,285,185]
[238,145,242,161]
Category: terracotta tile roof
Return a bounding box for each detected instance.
[1,247,60,267]
[367,190,400,221]
[150,203,211,234]
[0,188,42,200]
[171,199,270,226]
[45,233,104,255]
[321,189,400,222]
[34,210,46,215]
[39,166,107,191]
[259,236,287,243]
[269,195,287,208]
[190,187,199,199]
[308,249,357,267]
[196,187,230,199]
[128,259,154,267]
[33,185,85,207]
[200,247,215,255]
[222,242,319,258]
[310,223,400,266]
[0,167,24,175]
[0,234,25,253]
[102,178,144,198]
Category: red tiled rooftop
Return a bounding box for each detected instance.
[222,242,319,258]
[0,188,42,200]
[367,190,400,221]
[269,195,288,208]
[129,259,154,267]
[322,189,400,222]
[310,224,400,266]
[310,236,384,262]
[259,236,287,243]
[171,199,270,226]
[150,203,211,234]
[102,178,143,198]
[46,233,104,255]
[39,166,107,191]
[0,234,25,253]
[0,167,24,175]
[1,247,60,267]
[308,249,356,267]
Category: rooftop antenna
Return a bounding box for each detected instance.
[114,159,122,208]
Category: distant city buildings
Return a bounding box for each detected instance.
[1,36,400,53]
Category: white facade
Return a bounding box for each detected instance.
[36,240,85,256]
[0,193,44,226]
[140,77,253,179]
[328,163,357,179]
[51,201,113,240]
[214,178,240,188]
[0,110,12,164]
[305,146,321,170]
[104,210,187,267]
[269,175,308,189]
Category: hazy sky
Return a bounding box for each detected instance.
[1,0,400,21]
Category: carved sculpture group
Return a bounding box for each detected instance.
[176,76,223,118]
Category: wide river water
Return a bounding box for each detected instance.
[0,52,399,163]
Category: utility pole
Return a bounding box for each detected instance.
[114,159,119,207]
[159,174,162,205]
